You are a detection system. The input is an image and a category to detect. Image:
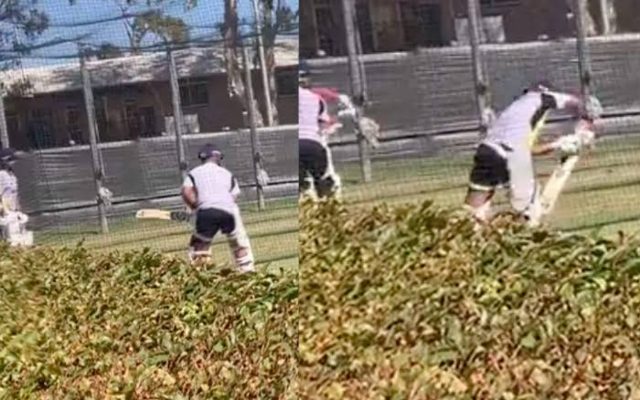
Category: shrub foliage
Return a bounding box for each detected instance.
[300,198,640,399]
[0,245,298,399]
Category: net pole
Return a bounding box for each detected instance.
[251,0,274,126]
[574,0,594,97]
[340,0,372,183]
[242,42,266,210]
[79,46,109,234]
[168,47,188,181]
[0,90,9,149]
[467,0,490,139]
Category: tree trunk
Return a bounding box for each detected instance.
[263,0,279,125]
[224,0,264,127]
[602,0,617,34]
[568,0,597,36]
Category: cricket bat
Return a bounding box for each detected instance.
[539,154,580,216]
[135,209,191,222]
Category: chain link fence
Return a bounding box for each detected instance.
[305,0,640,235]
[0,0,299,267]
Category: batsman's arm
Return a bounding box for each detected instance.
[531,141,559,156]
[181,174,198,210]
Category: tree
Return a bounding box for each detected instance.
[131,10,190,49]
[110,0,193,53]
[0,0,50,67]
[567,0,597,36]
[222,0,264,127]
[257,0,298,125]
[93,42,124,59]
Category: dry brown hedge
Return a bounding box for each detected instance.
[300,198,640,399]
[0,245,298,399]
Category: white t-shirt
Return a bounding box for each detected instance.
[486,90,578,150]
[298,87,330,144]
[182,162,240,214]
[0,170,18,210]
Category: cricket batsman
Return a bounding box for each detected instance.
[181,144,255,272]
[0,148,33,247]
[298,60,344,200]
[464,80,602,227]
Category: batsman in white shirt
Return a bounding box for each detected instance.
[181,144,254,272]
[464,80,602,227]
[298,60,347,200]
[0,148,33,247]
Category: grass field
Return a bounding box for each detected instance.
[336,133,640,238]
[29,133,640,270]
[36,197,299,272]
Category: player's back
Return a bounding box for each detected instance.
[187,163,238,214]
[299,87,324,142]
[487,92,545,149]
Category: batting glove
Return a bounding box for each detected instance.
[551,134,581,155]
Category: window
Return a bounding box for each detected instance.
[276,69,297,96]
[480,0,520,7]
[356,0,375,54]
[65,106,84,145]
[28,108,54,149]
[138,107,157,138]
[455,15,505,44]
[314,0,338,56]
[179,79,209,107]
[5,114,19,141]
[95,96,110,140]
[124,99,140,139]
[399,1,444,48]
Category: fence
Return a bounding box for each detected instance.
[0,0,300,268]
[305,0,640,236]
[15,125,298,230]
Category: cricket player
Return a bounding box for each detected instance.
[298,60,343,199]
[464,81,602,226]
[0,148,32,247]
[181,144,254,272]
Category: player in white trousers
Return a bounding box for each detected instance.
[298,60,344,200]
[0,148,33,247]
[181,144,254,272]
[464,81,602,227]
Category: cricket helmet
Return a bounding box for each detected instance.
[197,143,223,162]
[524,79,556,94]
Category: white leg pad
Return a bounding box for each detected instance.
[524,185,543,228]
[0,211,34,247]
[228,209,255,272]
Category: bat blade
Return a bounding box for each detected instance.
[540,155,579,216]
[135,209,191,222]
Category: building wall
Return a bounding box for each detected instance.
[5,70,297,151]
[302,0,640,57]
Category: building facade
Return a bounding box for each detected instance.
[301,0,640,58]
[2,41,298,151]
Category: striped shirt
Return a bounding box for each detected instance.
[182,162,240,214]
[299,87,330,144]
[486,90,578,150]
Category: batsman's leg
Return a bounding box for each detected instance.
[187,209,219,265]
[188,235,213,265]
[314,143,342,199]
[227,208,255,273]
[507,149,540,227]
